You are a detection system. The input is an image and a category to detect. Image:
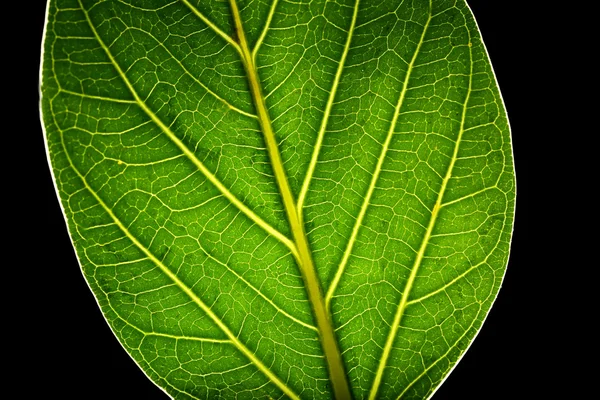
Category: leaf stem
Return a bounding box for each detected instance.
[229,1,352,398]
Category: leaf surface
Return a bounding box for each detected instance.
[40,0,515,398]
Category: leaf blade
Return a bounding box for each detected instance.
[41,0,515,398]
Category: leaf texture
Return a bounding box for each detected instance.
[40,0,515,398]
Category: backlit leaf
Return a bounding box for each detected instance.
[40,0,515,398]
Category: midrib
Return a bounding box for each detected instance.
[229,1,353,399]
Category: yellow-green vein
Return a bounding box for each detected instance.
[198,241,318,332]
[440,185,499,208]
[368,6,474,398]
[397,303,485,400]
[100,302,234,343]
[297,0,361,214]
[56,106,300,400]
[179,0,242,55]
[77,0,297,258]
[58,88,136,104]
[326,4,432,311]
[406,240,500,307]
[252,0,280,62]
[229,0,353,398]
[126,26,256,119]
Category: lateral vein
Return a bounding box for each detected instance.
[77,0,297,257]
[252,0,280,61]
[406,249,492,306]
[179,0,242,55]
[200,242,318,332]
[130,26,257,119]
[297,0,361,213]
[326,3,430,310]
[396,304,484,400]
[368,3,474,398]
[52,74,294,394]
[128,27,256,119]
[60,136,293,397]
[59,88,136,104]
[111,314,234,344]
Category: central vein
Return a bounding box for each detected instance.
[229,1,352,399]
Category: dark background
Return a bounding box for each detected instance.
[27,1,554,398]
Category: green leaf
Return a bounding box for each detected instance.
[40,0,515,398]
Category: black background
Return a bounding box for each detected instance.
[26,1,555,398]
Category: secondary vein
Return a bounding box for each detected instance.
[128,26,256,119]
[368,4,474,398]
[179,0,242,55]
[326,3,431,311]
[396,303,484,400]
[77,0,297,258]
[200,241,318,332]
[252,0,280,61]
[58,88,136,104]
[297,0,361,213]
[53,87,296,399]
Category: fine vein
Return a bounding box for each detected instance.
[127,26,256,118]
[58,124,298,399]
[78,0,297,257]
[252,0,280,61]
[297,0,361,213]
[326,4,432,310]
[368,4,474,398]
[58,88,136,104]
[229,0,353,398]
[406,235,500,307]
[179,0,241,55]
[200,242,318,332]
[397,304,484,399]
